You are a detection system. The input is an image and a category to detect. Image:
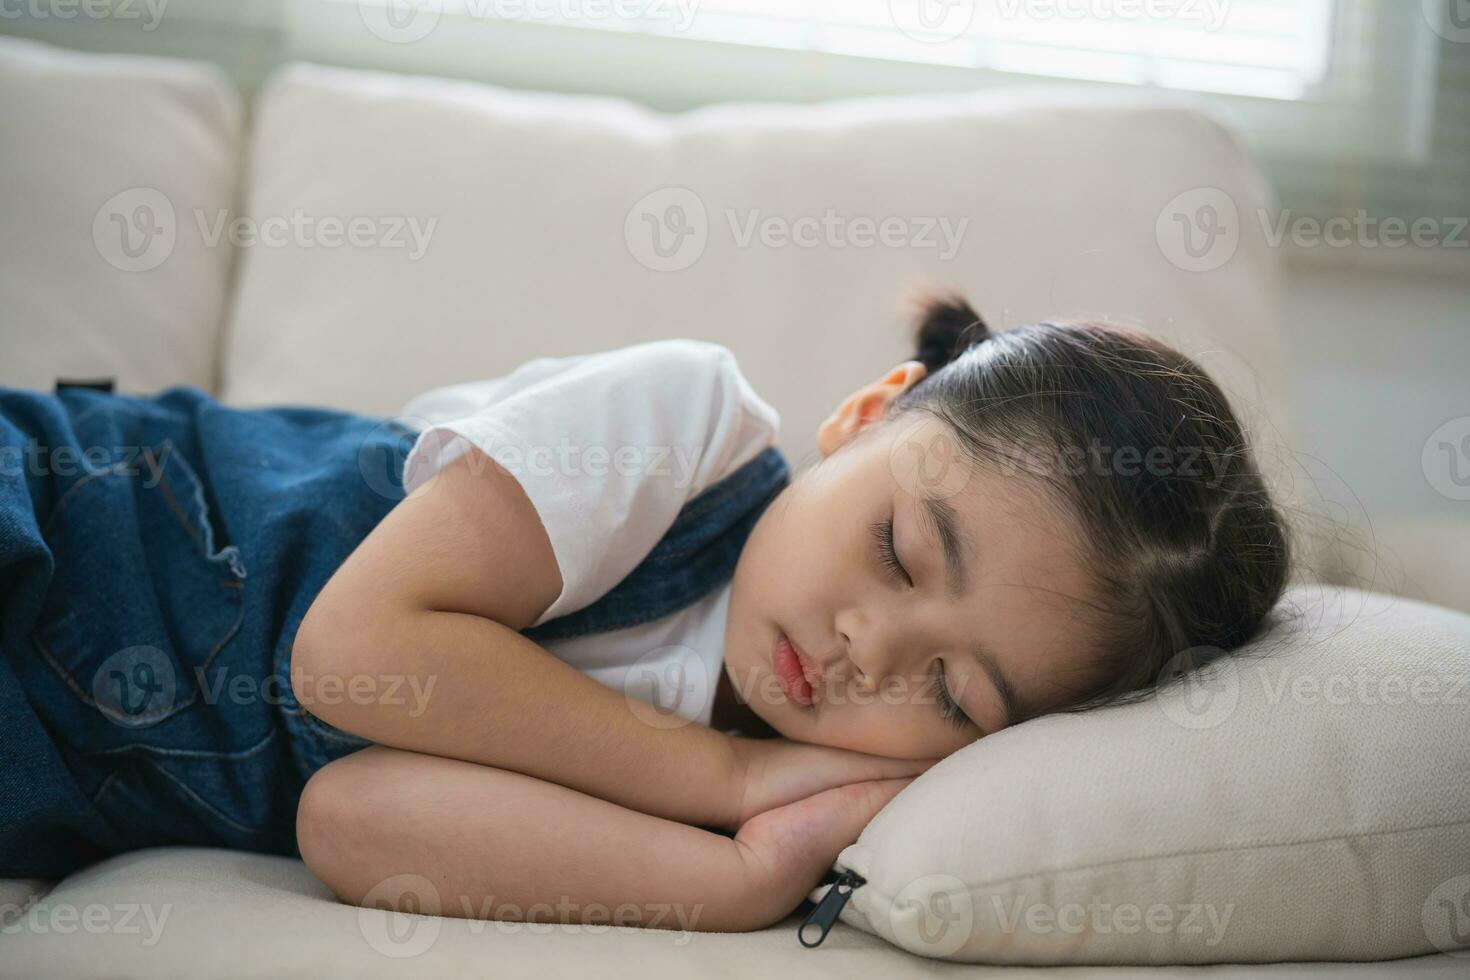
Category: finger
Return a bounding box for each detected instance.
[733,776,914,924]
[739,777,911,881]
[850,776,917,822]
[868,754,943,780]
[809,777,915,848]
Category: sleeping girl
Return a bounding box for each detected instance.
[0,292,1290,933]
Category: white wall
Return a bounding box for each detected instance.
[1278,245,1470,613]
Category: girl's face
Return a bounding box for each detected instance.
[721,360,1101,759]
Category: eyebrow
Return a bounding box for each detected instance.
[916,494,971,601]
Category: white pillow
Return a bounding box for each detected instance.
[806,585,1470,965]
[0,36,241,395]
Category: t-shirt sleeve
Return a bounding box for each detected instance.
[400,339,781,629]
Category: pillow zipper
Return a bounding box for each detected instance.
[796,869,866,948]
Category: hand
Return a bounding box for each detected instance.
[726,736,940,832]
[731,777,916,929]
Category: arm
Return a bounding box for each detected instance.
[292,445,745,830]
[294,445,933,833]
[297,744,913,933]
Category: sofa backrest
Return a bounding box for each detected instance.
[0,36,241,395]
[219,62,1298,485]
[0,41,1300,520]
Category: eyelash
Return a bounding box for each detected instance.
[870,517,969,730]
[931,661,971,730]
[869,517,912,587]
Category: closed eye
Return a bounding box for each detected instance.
[932,660,974,731]
[869,517,911,587]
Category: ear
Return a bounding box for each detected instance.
[817,360,928,457]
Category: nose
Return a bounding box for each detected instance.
[834,608,906,692]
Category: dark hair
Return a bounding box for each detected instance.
[890,290,1292,720]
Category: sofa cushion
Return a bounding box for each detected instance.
[0,36,241,396]
[1,847,1464,978]
[219,61,1297,496]
[809,585,1470,965]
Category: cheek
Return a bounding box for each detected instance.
[822,712,954,758]
[814,684,959,755]
[752,492,835,585]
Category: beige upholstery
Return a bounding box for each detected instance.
[1,849,1465,978]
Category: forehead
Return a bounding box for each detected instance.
[919,464,1087,591]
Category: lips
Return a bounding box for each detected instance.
[773,633,815,707]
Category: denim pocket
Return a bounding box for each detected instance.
[26,431,284,846]
[31,437,247,727]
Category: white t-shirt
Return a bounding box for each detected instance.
[397,339,781,729]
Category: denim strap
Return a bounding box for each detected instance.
[521,445,791,644]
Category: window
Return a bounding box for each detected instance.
[564,0,1339,101]
[4,0,1455,216]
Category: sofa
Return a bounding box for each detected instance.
[2,34,1466,978]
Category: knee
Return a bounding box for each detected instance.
[296,753,372,902]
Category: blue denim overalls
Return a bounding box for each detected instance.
[0,381,790,879]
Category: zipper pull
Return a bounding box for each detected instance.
[797,869,866,948]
